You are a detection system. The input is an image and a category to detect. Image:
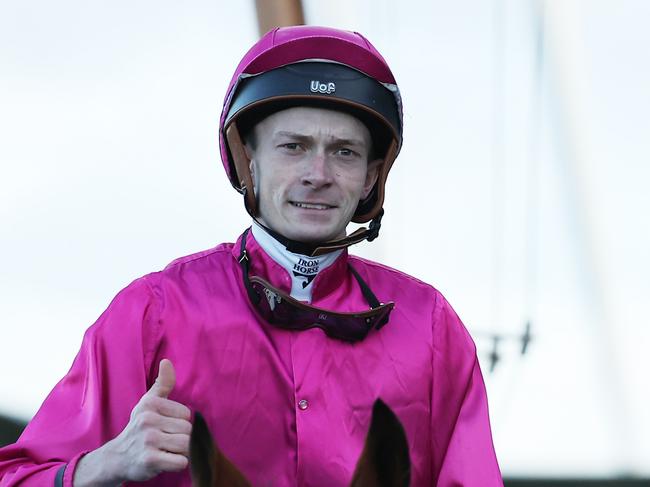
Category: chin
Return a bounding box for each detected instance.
[282,224,343,243]
[260,210,348,243]
[285,230,338,243]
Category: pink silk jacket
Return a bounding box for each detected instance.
[0,231,503,486]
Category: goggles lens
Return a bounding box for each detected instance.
[249,276,393,342]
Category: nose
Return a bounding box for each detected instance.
[301,152,333,189]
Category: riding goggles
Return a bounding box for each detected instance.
[238,228,394,342]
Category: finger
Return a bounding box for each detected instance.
[149,359,175,399]
[155,398,191,420]
[131,408,191,436]
[159,417,193,435]
[150,450,189,473]
[160,432,191,456]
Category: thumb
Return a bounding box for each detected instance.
[149,358,175,398]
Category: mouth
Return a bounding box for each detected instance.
[289,201,336,210]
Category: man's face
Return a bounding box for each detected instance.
[246,107,380,243]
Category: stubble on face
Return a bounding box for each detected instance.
[245,107,380,243]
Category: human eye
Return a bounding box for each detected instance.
[335,147,360,159]
[278,142,302,152]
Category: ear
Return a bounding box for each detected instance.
[362,159,382,200]
[245,145,258,192]
[190,412,252,487]
[349,399,411,487]
[243,143,254,163]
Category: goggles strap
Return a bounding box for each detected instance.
[348,264,390,330]
[347,265,379,308]
[238,228,260,305]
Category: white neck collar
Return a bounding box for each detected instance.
[251,222,343,303]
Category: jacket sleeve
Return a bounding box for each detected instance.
[0,277,160,487]
[431,292,504,486]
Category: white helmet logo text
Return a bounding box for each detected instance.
[310,80,336,95]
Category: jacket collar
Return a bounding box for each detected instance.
[231,228,350,302]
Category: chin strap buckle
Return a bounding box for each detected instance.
[366,209,384,242]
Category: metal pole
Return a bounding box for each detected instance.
[255,0,305,37]
[543,0,637,473]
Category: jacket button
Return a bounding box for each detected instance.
[298,399,309,410]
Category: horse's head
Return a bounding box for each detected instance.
[190,398,410,487]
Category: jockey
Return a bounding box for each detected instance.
[0,26,503,486]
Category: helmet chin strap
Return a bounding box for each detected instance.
[245,190,384,257]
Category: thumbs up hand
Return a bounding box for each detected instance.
[73,359,193,486]
[149,357,177,398]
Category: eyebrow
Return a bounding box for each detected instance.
[274,131,366,148]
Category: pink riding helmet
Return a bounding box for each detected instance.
[219,25,403,224]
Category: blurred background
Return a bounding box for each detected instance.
[1,0,648,484]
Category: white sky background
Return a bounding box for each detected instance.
[1,0,649,478]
